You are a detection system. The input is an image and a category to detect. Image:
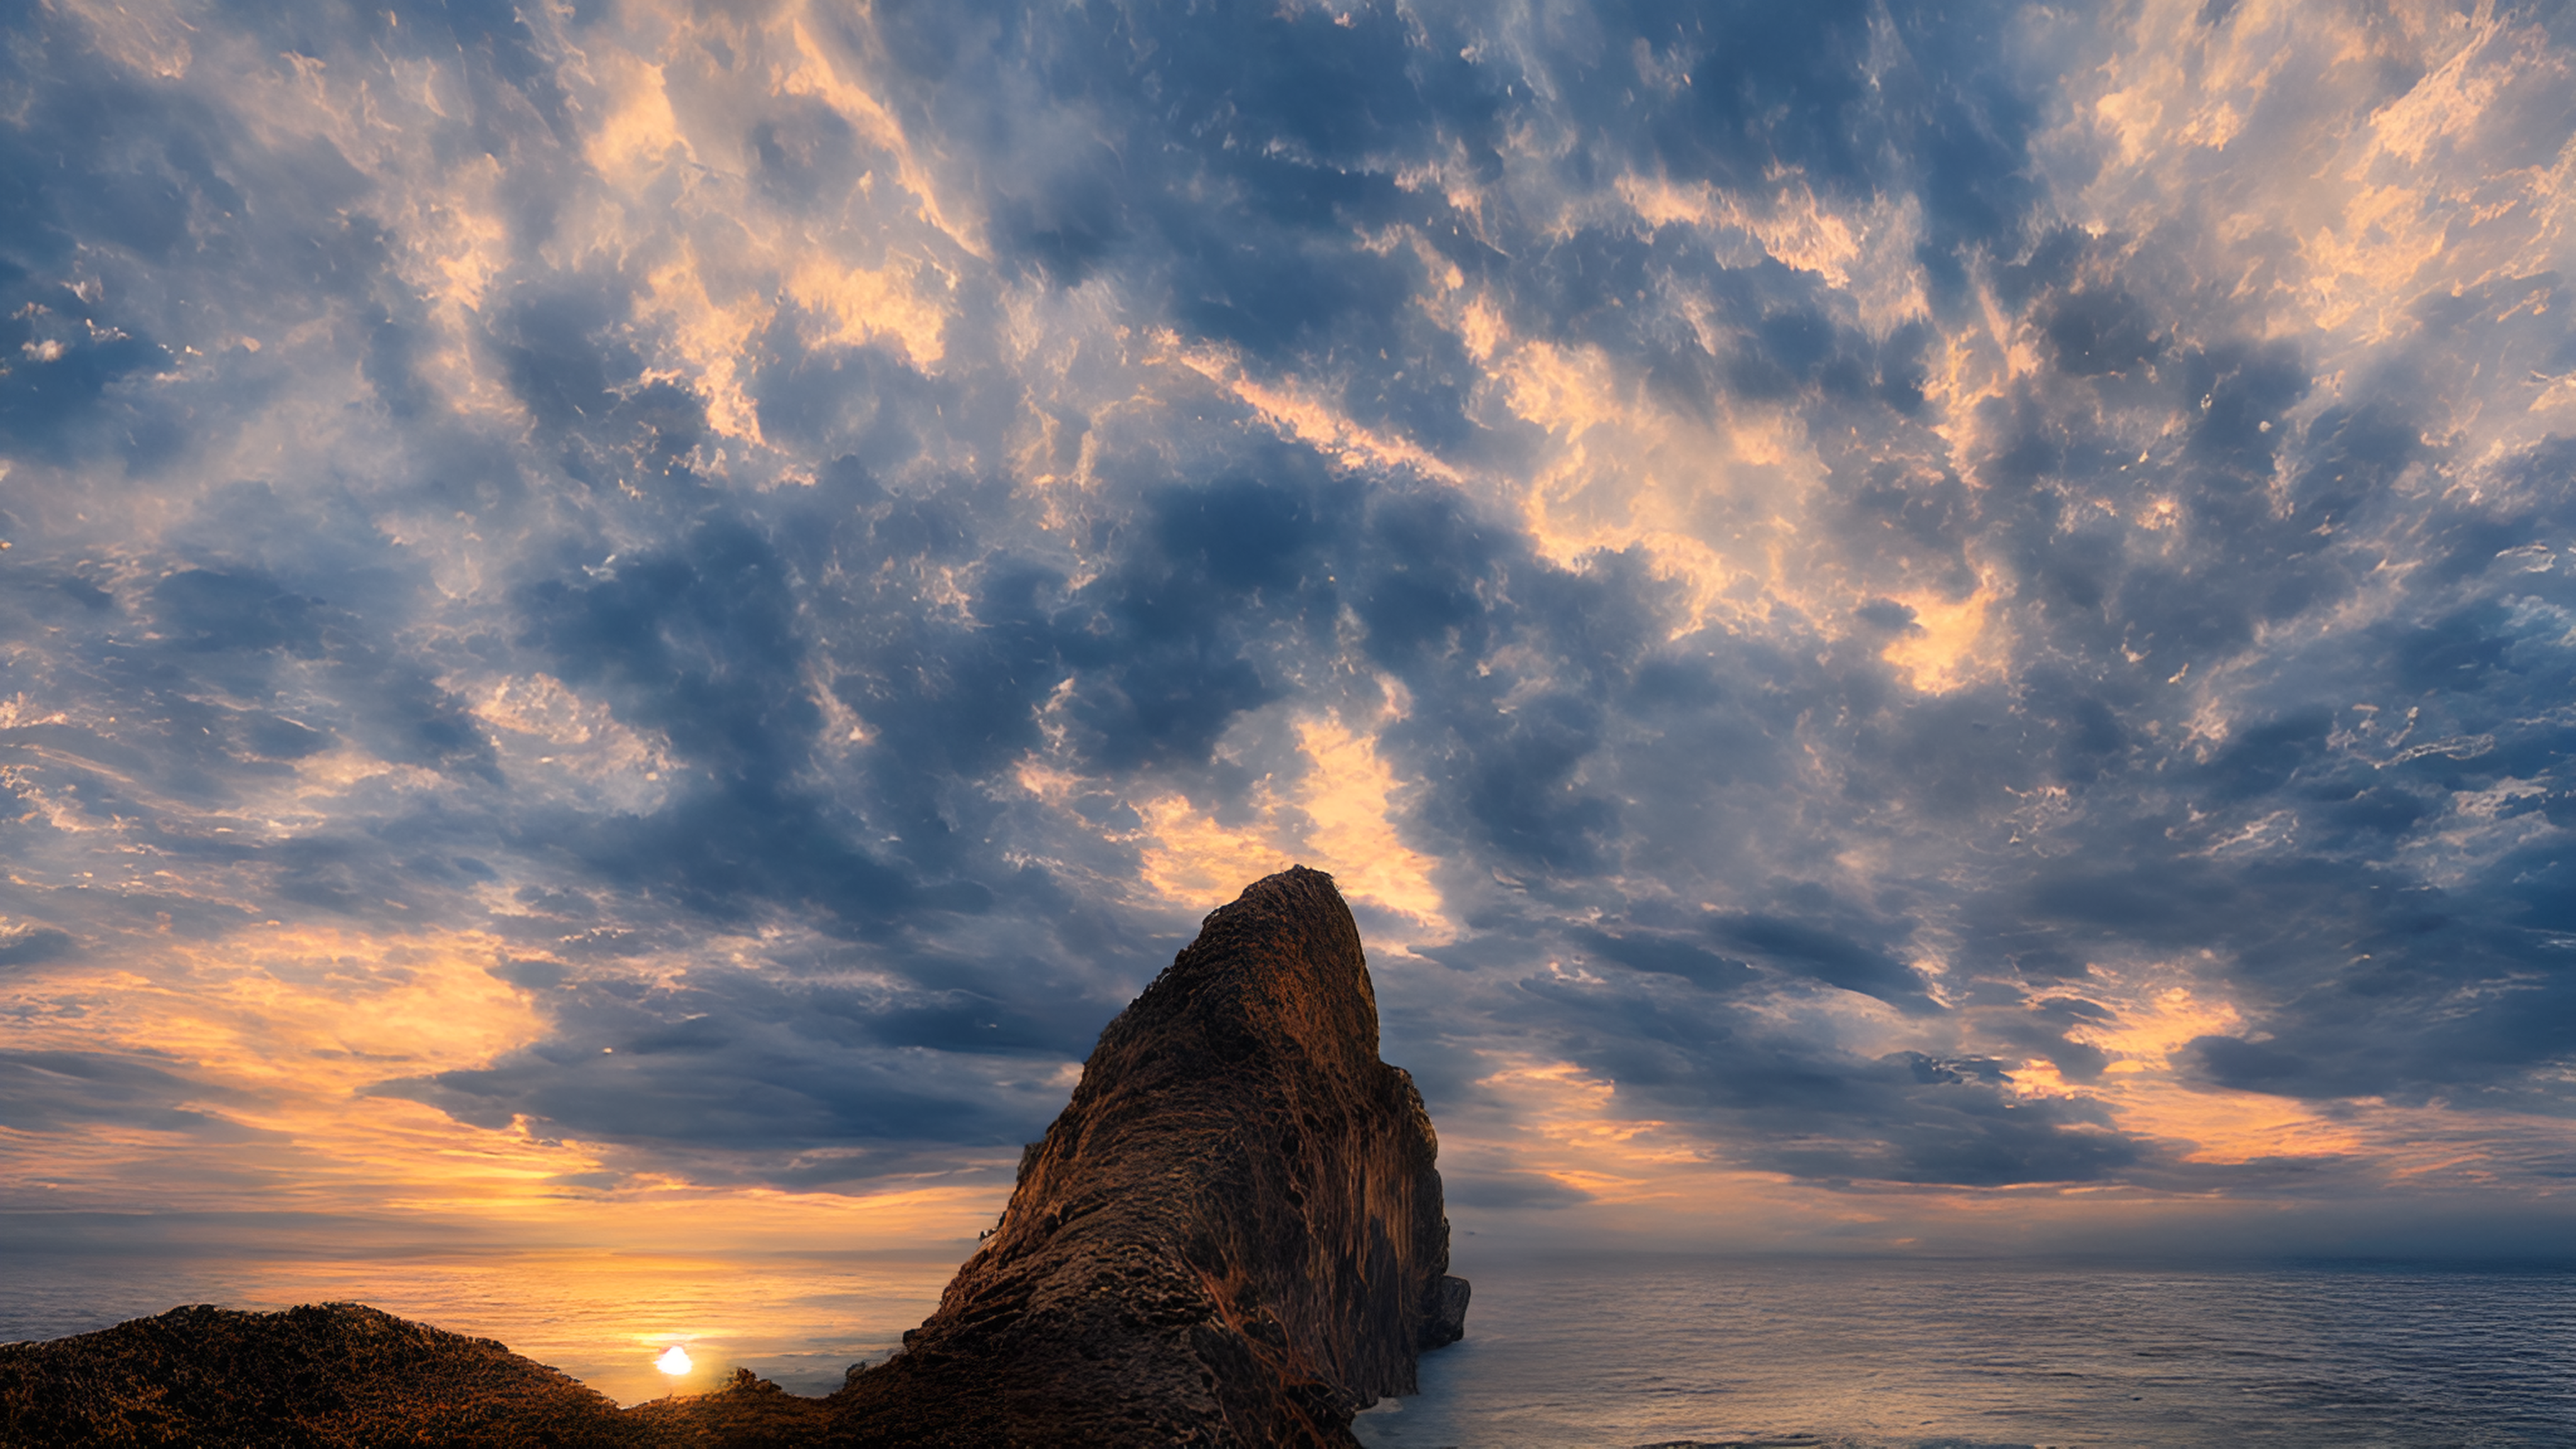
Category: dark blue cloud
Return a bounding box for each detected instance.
[0,926,76,969]
[1440,1170,1594,1210]
[1511,967,2145,1187]
[1706,911,1939,1015]
[377,958,1092,1164]
[0,1052,263,1138]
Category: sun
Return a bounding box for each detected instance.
[655,1344,693,1375]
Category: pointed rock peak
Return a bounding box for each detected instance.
[1098,865,1383,1088]
[831,867,1468,1446]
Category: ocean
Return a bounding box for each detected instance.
[1355,1254,2576,1448]
[6,1248,2572,1443]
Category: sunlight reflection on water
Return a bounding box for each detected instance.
[0,1249,955,1404]
[14,1246,2573,1438]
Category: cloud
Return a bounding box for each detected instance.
[0,1050,259,1137]
[0,924,76,969]
[1440,1170,1595,1211]
[0,0,2572,1258]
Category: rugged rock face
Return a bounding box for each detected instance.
[830,865,1468,1447]
[0,1301,645,1447]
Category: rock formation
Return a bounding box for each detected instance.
[0,868,1465,1446]
[628,1367,834,1445]
[0,1302,645,1446]
[0,1304,835,1448]
[828,865,1468,1446]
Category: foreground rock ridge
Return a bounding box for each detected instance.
[830,865,1468,1446]
[0,1302,650,1446]
[0,1302,832,1446]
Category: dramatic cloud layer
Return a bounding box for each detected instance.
[5,0,2574,1259]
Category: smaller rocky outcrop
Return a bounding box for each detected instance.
[0,1307,840,1448]
[0,1301,642,1446]
[627,1367,833,1445]
[828,866,1468,1446]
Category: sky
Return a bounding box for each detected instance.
[4,0,2576,1281]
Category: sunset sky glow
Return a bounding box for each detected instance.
[5,0,2576,1298]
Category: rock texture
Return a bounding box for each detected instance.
[0,1306,839,1448]
[0,1301,645,1447]
[628,1367,834,1446]
[829,865,1468,1446]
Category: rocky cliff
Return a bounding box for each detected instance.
[0,868,1464,1447]
[828,865,1468,1446]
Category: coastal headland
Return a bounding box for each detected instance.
[0,869,1467,1447]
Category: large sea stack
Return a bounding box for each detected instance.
[830,865,1469,1446]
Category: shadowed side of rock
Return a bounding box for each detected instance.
[830,866,1468,1447]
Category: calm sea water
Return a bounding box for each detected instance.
[7,1247,2572,1442]
[1356,1255,2576,1448]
